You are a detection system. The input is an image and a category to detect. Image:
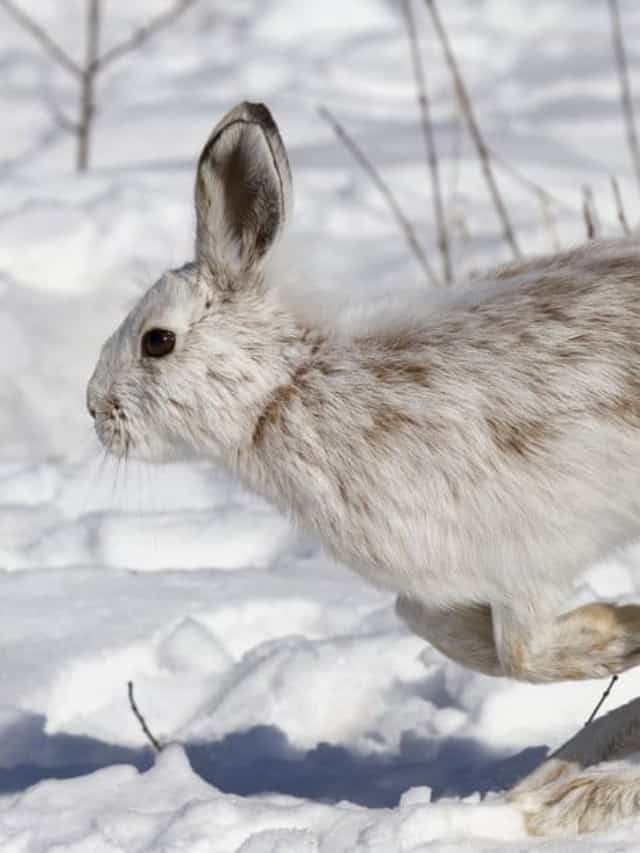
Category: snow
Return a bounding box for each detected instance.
[2,0,640,849]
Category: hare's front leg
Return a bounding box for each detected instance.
[494,602,640,683]
[395,595,502,676]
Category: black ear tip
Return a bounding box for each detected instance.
[240,102,278,134]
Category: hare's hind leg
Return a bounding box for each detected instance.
[395,595,502,676]
[512,757,640,835]
[494,602,640,683]
[511,695,640,835]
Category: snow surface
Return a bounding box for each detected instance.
[3,0,640,849]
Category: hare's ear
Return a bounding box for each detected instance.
[195,102,292,276]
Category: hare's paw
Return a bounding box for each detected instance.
[511,761,640,836]
[603,604,640,669]
[555,603,640,678]
[497,602,640,682]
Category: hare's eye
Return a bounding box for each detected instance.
[142,328,176,358]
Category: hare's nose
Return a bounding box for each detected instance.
[86,385,98,419]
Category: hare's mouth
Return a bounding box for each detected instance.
[94,401,131,459]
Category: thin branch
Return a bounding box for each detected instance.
[582,185,598,240]
[39,70,81,134]
[401,0,452,284]
[46,99,80,135]
[610,175,631,235]
[423,0,522,259]
[446,98,463,212]
[608,0,640,196]
[488,147,577,213]
[94,0,198,72]
[0,0,82,78]
[76,0,101,172]
[584,675,618,727]
[127,681,162,752]
[538,192,561,251]
[318,105,440,287]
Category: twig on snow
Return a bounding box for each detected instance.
[318,104,441,287]
[128,680,163,752]
[401,0,452,283]
[423,0,522,259]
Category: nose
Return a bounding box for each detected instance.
[86,385,97,420]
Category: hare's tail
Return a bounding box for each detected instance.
[509,696,640,835]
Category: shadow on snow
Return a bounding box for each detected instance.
[0,711,546,808]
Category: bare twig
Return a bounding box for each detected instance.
[608,0,640,196]
[95,0,198,71]
[127,681,163,752]
[610,175,631,235]
[424,0,522,259]
[46,101,80,134]
[77,0,101,172]
[446,99,463,210]
[318,105,440,287]
[488,147,576,213]
[0,0,198,173]
[584,675,618,727]
[582,185,598,239]
[401,0,452,284]
[538,192,561,251]
[0,0,82,78]
[40,74,80,134]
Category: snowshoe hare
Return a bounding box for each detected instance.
[88,102,640,688]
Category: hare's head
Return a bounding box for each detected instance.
[87,102,305,463]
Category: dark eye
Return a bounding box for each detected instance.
[142,328,176,358]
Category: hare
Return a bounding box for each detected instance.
[88,102,640,689]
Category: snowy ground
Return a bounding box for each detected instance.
[3,1,640,850]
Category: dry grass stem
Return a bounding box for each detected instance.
[0,0,82,77]
[538,192,561,251]
[581,185,599,240]
[608,0,640,196]
[401,0,452,283]
[424,0,522,259]
[610,175,631,235]
[318,104,441,287]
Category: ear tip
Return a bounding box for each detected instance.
[225,101,292,192]
[239,101,274,121]
[235,102,280,137]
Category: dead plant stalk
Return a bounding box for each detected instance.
[423,0,522,259]
[318,104,441,287]
[401,0,452,283]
